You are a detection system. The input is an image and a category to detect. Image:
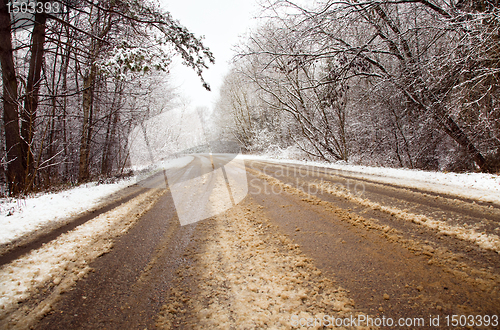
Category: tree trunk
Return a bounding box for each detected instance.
[439,112,490,171]
[21,6,48,191]
[78,64,96,182]
[101,108,113,176]
[101,110,119,176]
[0,0,25,194]
[101,82,121,176]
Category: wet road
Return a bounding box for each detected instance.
[4,156,500,329]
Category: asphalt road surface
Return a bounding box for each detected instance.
[2,155,500,329]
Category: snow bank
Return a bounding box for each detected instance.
[0,178,135,246]
[0,189,163,329]
[240,155,500,204]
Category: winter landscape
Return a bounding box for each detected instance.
[0,0,499,329]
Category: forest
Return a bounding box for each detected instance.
[214,0,499,173]
[0,0,213,195]
[1,0,499,197]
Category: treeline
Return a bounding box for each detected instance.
[0,0,213,195]
[214,0,499,173]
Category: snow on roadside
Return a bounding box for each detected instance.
[239,155,500,204]
[0,156,194,248]
[0,179,135,247]
[0,189,163,329]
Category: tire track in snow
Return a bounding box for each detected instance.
[245,166,500,303]
[310,180,500,254]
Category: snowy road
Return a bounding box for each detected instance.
[1,157,500,329]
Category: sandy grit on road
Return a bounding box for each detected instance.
[155,200,372,329]
[247,166,500,299]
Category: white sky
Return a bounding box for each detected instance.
[161,0,261,111]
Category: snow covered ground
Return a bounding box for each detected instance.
[0,179,135,247]
[0,189,163,328]
[240,154,500,204]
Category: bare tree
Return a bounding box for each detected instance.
[235,20,350,161]
[230,0,498,171]
[0,0,24,194]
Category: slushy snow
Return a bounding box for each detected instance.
[0,179,135,247]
